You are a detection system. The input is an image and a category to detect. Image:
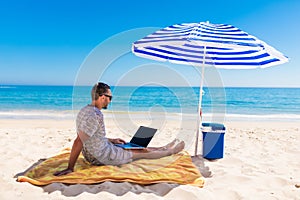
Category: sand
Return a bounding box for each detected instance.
[0,116,299,200]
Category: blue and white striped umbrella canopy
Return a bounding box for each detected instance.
[132,22,288,69]
[132,22,289,156]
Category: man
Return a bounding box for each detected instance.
[54,82,184,176]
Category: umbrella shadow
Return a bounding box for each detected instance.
[191,154,212,178]
[42,181,180,197]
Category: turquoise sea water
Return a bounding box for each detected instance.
[0,85,300,121]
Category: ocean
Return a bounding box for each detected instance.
[0,85,300,121]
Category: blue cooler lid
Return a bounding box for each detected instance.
[202,122,226,131]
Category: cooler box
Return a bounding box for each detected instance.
[202,122,226,159]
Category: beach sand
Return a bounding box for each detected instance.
[1,116,300,199]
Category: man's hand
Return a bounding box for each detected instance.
[53,168,73,176]
[109,138,126,144]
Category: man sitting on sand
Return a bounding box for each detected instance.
[54,82,185,176]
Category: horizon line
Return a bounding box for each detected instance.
[1,84,300,89]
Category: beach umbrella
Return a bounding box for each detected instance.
[131,21,288,155]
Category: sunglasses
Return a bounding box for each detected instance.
[103,94,112,101]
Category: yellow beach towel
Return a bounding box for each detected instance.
[17,148,204,187]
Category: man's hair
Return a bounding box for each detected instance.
[91,82,111,100]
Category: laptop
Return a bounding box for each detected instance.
[115,126,157,149]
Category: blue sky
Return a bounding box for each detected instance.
[0,0,299,87]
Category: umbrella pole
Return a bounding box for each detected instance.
[194,46,206,156]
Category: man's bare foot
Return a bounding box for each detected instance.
[170,141,185,154]
[161,139,177,150]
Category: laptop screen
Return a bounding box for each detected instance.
[129,126,157,147]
